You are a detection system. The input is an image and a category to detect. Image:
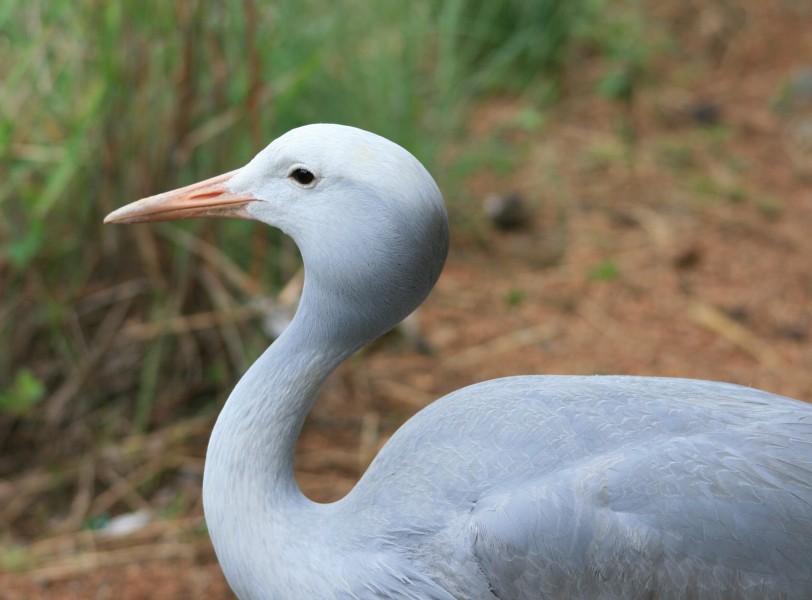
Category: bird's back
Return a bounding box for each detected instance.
[336,376,812,599]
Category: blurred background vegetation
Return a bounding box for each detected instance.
[1,0,644,452]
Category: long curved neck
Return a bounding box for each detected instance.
[201,278,376,597]
[200,215,444,597]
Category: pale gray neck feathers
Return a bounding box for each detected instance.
[202,124,450,597]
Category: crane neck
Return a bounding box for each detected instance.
[204,290,356,504]
[201,275,381,595]
[200,216,445,596]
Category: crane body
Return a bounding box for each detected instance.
[105,124,812,600]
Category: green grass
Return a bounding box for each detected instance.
[589,260,621,281]
[0,0,647,449]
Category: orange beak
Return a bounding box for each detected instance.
[104,169,256,224]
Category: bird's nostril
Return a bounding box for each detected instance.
[189,191,223,201]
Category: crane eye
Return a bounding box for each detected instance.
[289,168,315,186]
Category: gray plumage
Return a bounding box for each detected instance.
[108,124,812,599]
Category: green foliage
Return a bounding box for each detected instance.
[598,68,636,102]
[0,545,33,572]
[657,140,696,171]
[688,174,747,205]
[577,0,656,106]
[452,0,586,95]
[0,369,46,416]
[589,260,621,281]
[512,107,546,133]
[7,220,45,268]
[84,513,111,531]
[504,289,526,307]
[0,0,652,430]
[757,196,784,221]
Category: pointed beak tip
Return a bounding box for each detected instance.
[103,206,130,224]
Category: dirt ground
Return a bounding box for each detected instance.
[3,2,812,598]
